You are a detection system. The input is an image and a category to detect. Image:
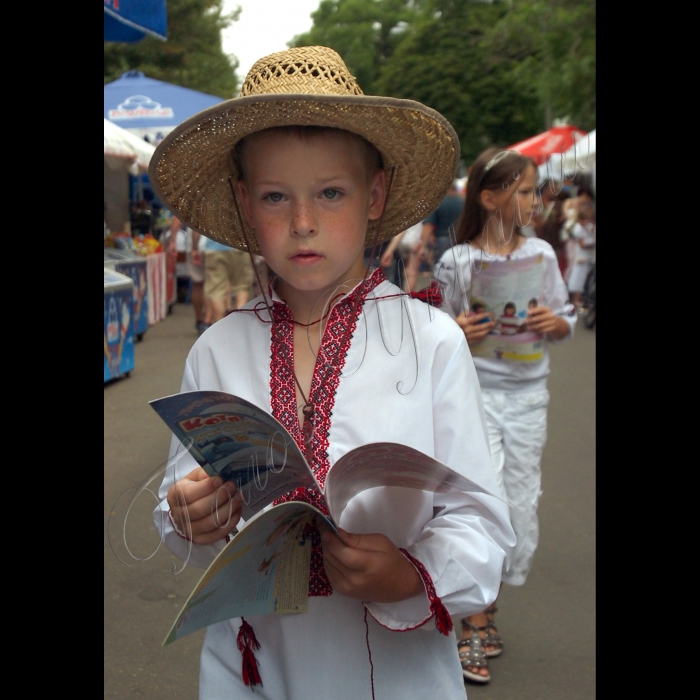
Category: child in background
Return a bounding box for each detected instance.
[567,202,596,312]
[149,47,514,700]
[434,147,576,684]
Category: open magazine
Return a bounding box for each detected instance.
[468,252,546,361]
[150,390,500,645]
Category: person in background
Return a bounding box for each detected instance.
[202,237,255,325]
[566,201,596,312]
[561,186,594,282]
[172,216,208,335]
[130,199,153,236]
[534,179,570,276]
[435,147,576,685]
[415,180,464,273]
[378,223,424,289]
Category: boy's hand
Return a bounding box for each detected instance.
[167,467,241,545]
[456,311,496,345]
[321,527,423,603]
[524,305,570,339]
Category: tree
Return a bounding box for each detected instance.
[292,0,595,164]
[489,0,596,132]
[290,0,424,95]
[375,0,543,163]
[104,0,240,98]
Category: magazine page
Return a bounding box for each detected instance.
[324,443,504,521]
[150,391,318,520]
[164,501,326,646]
[468,253,546,361]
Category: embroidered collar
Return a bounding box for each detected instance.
[270,268,385,596]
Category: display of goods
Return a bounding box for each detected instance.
[133,233,163,256]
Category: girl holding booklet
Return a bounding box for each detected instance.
[150,47,514,699]
[434,148,577,683]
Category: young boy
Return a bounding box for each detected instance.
[150,46,514,699]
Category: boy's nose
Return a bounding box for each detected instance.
[291,202,317,237]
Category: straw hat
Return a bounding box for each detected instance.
[149,46,460,254]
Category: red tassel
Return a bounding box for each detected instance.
[409,280,443,306]
[431,597,454,636]
[399,548,453,636]
[237,617,262,687]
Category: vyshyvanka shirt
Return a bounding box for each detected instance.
[155,269,514,700]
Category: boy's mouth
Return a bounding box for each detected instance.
[290,251,323,264]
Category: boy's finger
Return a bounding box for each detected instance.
[171,474,229,507]
[188,467,213,481]
[175,485,242,527]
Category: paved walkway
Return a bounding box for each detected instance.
[104,301,595,699]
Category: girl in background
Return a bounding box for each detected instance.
[434,147,577,684]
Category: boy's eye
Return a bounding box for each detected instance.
[265,192,284,203]
[322,189,340,200]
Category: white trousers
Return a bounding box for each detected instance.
[481,388,549,586]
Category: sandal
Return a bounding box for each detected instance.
[458,619,490,684]
[484,606,504,658]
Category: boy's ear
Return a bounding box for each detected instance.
[367,169,387,222]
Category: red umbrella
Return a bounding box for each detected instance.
[508,125,587,166]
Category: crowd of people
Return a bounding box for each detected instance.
[137,44,593,698]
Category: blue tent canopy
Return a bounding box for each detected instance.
[104,1,167,43]
[104,71,225,139]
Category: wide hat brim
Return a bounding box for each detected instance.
[149,93,460,254]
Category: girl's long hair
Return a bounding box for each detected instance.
[456,148,535,245]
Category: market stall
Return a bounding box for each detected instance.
[104,118,175,328]
[104,268,136,383]
[104,248,149,340]
[107,233,172,325]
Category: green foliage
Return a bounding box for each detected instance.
[290,0,424,94]
[104,0,240,98]
[292,0,595,165]
[486,0,596,132]
[375,0,544,162]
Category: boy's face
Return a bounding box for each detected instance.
[238,130,385,303]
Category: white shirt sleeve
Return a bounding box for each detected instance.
[153,358,231,569]
[365,327,515,628]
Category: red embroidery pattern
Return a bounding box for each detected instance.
[399,548,453,635]
[271,270,385,596]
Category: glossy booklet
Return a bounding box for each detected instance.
[467,252,546,361]
[150,390,498,645]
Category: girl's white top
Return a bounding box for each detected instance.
[435,237,577,392]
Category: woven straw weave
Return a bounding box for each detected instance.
[241,46,363,97]
[150,46,460,253]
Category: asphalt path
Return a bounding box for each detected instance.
[104,300,595,699]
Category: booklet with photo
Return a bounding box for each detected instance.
[468,252,546,361]
[150,389,501,645]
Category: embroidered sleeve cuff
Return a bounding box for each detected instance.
[168,509,193,541]
[364,550,453,635]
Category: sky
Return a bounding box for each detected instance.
[221,1,323,86]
